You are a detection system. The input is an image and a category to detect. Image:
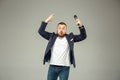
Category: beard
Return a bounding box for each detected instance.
[57,32,66,37]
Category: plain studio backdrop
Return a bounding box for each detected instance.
[0,0,120,80]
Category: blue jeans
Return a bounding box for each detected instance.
[47,65,70,80]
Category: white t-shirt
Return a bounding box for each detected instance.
[50,36,70,66]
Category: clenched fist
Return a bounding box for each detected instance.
[45,13,55,23]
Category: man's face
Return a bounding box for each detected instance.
[57,24,67,37]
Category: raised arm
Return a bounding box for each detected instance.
[38,14,54,40]
[73,17,87,42]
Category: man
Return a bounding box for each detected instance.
[38,14,87,80]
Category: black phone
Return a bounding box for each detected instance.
[74,15,78,20]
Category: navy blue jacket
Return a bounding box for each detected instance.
[38,21,87,68]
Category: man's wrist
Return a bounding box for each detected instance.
[45,19,49,23]
[79,25,84,29]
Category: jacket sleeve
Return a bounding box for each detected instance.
[38,21,52,40]
[73,25,87,42]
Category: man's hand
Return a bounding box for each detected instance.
[45,13,55,23]
[75,18,83,27]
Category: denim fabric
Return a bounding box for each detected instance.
[47,65,70,80]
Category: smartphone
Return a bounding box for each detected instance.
[74,15,78,20]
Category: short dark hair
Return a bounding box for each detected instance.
[57,22,67,27]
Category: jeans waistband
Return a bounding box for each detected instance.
[50,65,70,68]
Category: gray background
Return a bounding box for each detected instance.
[0,0,120,80]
